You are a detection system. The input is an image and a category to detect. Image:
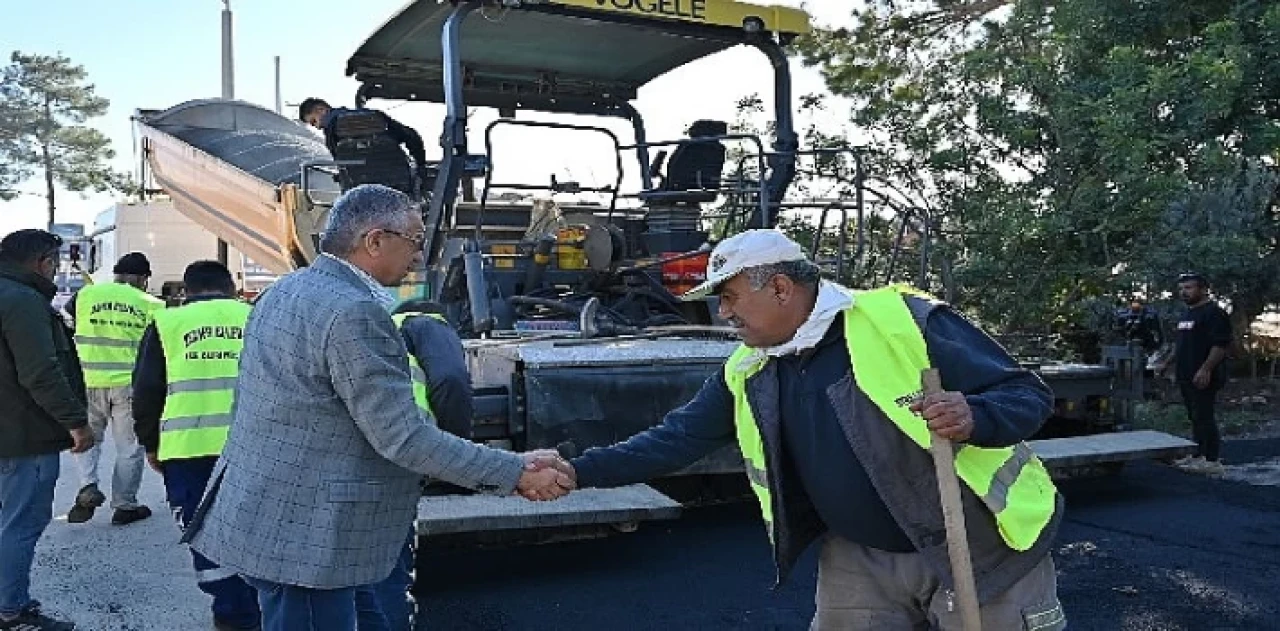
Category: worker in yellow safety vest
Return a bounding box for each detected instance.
[365,299,475,631]
[527,230,1067,631]
[65,252,165,526]
[131,260,260,631]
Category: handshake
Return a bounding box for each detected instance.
[515,450,578,501]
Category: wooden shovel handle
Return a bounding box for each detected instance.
[923,368,983,631]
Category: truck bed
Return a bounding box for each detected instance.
[134,99,339,274]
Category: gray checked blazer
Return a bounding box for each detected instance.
[184,255,524,589]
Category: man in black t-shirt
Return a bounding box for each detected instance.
[1159,273,1231,474]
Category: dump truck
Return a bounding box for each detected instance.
[134,0,1195,547]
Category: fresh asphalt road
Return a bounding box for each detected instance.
[30,439,1280,630]
[417,439,1280,631]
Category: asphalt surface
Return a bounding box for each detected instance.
[416,439,1280,631]
[29,439,1280,630]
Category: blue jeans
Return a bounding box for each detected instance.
[164,457,260,629]
[243,577,388,631]
[0,453,59,617]
[362,533,415,631]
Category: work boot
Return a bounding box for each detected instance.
[0,601,75,630]
[110,505,152,526]
[66,484,104,524]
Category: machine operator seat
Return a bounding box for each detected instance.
[328,110,420,199]
[640,120,728,205]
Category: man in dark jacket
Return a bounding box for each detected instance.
[529,230,1066,630]
[362,299,474,631]
[392,299,473,438]
[132,261,260,631]
[299,97,429,198]
[0,229,94,631]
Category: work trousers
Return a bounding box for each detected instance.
[73,386,145,509]
[810,535,1066,631]
[1179,382,1222,462]
[363,531,415,631]
[0,453,59,617]
[242,577,389,631]
[164,457,260,629]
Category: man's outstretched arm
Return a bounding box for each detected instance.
[557,371,738,489]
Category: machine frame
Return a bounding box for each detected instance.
[344,0,810,292]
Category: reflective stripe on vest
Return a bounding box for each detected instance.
[391,312,448,420]
[725,285,1058,552]
[153,299,252,461]
[74,282,165,388]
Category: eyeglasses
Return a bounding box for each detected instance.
[375,229,427,249]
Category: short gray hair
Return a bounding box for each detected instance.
[319,184,417,256]
[745,260,821,291]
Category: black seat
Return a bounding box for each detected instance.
[640,120,728,205]
[328,110,419,199]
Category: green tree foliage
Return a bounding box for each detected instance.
[0,96,33,200]
[792,0,1280,339]
[0,51,132,227]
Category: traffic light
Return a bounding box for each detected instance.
[68,243,81,263]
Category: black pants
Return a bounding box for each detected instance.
[1179,382,1221,462]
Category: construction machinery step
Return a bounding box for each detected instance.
[1030,430,1196,470]
[416,483,681,537]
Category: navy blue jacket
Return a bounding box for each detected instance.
[398,314,473,439]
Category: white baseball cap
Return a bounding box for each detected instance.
[681,229,810,301]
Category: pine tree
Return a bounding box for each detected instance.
[0,51,132,228]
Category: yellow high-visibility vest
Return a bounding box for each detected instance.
[74,282,165,388]
[724,285,1058,551]
[391,312,449,420]
[153,298,251,461]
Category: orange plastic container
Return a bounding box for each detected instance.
[661,252,710,296]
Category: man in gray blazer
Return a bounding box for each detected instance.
[184,184,571,631]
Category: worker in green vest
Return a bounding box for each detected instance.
[364,299,474,631]
[131,260,260,631]
[528,230,1067,630]
[65,252,165,525]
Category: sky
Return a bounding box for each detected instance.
[0,0,853,238]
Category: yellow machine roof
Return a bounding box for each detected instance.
[347,0,812,110]
[542,0,811,35]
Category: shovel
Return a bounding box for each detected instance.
[923,368,983,631]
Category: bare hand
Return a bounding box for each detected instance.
[69,427,95,453]
[910,392,975,442]
[146,452,164,474]
[517,467,574,501]
[524,452,577,481]
[1193,369,1212,390]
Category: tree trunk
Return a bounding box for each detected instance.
[42,101,56,230]
[42,141,56,230]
